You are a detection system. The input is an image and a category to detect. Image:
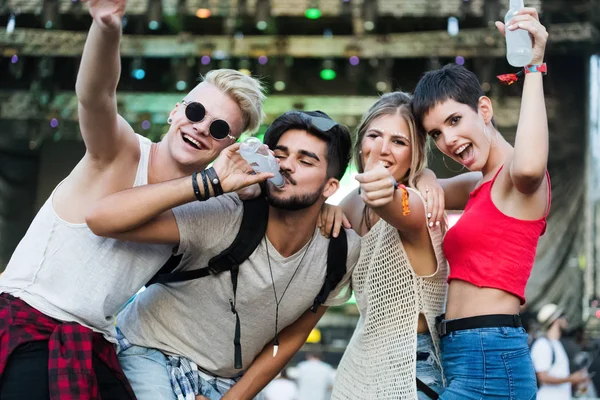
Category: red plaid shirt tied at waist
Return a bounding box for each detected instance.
[0,293,136,400]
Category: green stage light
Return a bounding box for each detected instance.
[256,20,268,30]
[274,81,286,91]
[305,8,322,19]
[320,68,336,80]
[176,80,187,91]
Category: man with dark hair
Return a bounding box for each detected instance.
[86,110,360,400]
[264,111,352,181]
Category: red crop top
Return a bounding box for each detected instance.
[443,166,551,304]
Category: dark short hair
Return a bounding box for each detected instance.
[263,110,352,180]
[411,64,485,132]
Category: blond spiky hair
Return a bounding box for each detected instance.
[201,69,266,134]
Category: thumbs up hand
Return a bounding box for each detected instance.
[363,136,384,173]
[355,138,397,208]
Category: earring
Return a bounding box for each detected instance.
[442,156,465,173]
[167,118,173,124]
[358,150,363,154]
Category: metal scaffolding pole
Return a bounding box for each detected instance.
[587,54,600,319]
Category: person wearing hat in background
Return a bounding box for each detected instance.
[531,304,589,399]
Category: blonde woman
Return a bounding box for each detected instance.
[330,92,448,399]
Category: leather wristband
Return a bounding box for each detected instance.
[200,170,210,200]
[191,172,204,202]
[205,167,224,196]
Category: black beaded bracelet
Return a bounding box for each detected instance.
[205,167,224,196]
[200,170,210,200]
[191,172,204,202]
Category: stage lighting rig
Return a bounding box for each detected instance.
[255,0,271,31]
[147,0,163,30]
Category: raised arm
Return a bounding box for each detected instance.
[86,144,273,242]
[222,306,328,400]
[497,8,549,194]
[76,0,137,162]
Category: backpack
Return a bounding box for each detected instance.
[530,336,556,388]
[147,196,348,369]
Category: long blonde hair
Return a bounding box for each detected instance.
[354,92,427,188]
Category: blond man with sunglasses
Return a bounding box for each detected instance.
[0,0,264,397]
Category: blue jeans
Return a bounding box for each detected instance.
[417,333,444,399]
[118,345,177,400]
[440,326,537,400]
[118,343,242,400]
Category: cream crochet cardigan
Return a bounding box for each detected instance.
[332,200,449,399]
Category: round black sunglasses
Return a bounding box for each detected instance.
[181,100,236,141]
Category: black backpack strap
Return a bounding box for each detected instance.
[145,197,268,370]
[535,336,556,366]
[147,197,269,286]
[545,336,556,367]
[532,336,556,388]
[147,256,212,285]
[310,227,348,312]
[229,264,242,369]
[146,251,183,286]
[208,197,269,274]
[221,197,269,370]
[145,197,269,371]
[416,377,439,399]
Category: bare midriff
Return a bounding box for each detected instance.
[445,280,521,320]
[417,313,429,333]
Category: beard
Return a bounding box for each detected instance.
[265,182,324,211]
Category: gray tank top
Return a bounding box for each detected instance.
[0,135,173,341]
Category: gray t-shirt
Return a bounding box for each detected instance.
[118,194,359,377]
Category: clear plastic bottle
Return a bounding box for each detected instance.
[505,0,533,67]
[239,137,285,187]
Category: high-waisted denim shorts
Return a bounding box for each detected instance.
[439,326,536,400]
